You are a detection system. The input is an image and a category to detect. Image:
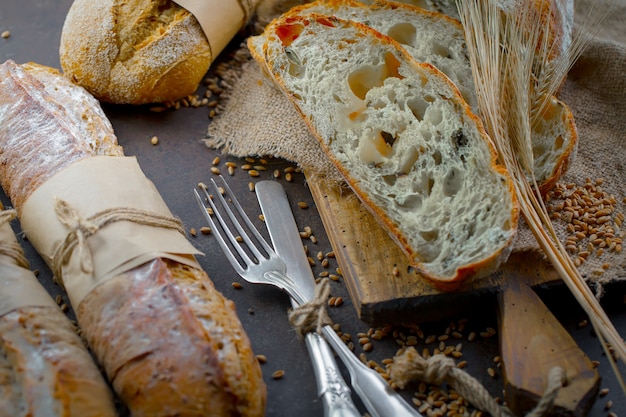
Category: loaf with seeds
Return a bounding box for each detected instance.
[0,59,266,417]
[249,14,519,288]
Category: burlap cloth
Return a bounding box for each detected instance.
[205,0,626,295]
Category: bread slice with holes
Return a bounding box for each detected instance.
[267,0,578,194]
[249,13,519,289]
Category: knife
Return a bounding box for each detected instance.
[256,180,421,417]
[254,182,360,417]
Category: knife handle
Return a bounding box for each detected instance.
[304,331,362,417]
[322,326,421,417]
[266,270,420,417]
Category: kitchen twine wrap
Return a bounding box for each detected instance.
[19,156,203,310]
[287,277,333,336]
[0,209,60,317]
[50,199,186,288]
[390,348,566,417]
[0,209,29,269]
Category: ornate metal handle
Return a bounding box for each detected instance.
[305,332,362,417]
[266,271,361,416]
[267,270,420,417]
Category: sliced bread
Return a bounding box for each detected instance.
[249,13,519,288]
[272,0,578,194]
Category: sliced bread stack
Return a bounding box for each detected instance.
[249,11,519,288]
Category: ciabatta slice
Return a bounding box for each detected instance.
[280,0,578,194]
[250,14,519,288]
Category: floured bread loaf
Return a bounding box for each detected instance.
[59,0,212,105]
[0,60,266,416]
[269,0,578,193]
[0,210,117,417]
[249,14,519,288]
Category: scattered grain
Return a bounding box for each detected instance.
[232,282,243,289]
[150,135,159,145]
[255,354,267,364]
[272,370,285,379]
[1,31,10,39]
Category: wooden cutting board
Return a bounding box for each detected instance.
[307,174,599,416]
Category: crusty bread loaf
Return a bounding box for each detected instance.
[0,60,266,416]
[249,14,519,287]
[0,210,117,417]
[59,0,212,105]
[273,0,578,193]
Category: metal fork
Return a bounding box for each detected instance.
[194,179,360,417]
[194,177,421,417]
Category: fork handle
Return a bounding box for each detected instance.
[304,331,362,417]
[321,326,421,417]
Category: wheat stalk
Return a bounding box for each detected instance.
[455,0,625,391]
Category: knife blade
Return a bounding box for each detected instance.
[256,180,421,417]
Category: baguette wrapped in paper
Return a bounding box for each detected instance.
[0,60,266,417]
[0,208,118,416]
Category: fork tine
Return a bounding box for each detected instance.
[209,176,276,261]
[193,187,247,275]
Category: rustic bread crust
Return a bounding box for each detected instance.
[59,0,212,104]
[0,307,118,417]
[0,60,266,416]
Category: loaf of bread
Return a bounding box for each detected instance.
[0,209,117,417]
[59,0,212,105]
[266,0,577,194]
[0,60,266,416]
[249,14,519,288]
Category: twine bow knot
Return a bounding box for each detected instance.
[51,198,186,285]
[54,199,99,276]
[288,278,333,336]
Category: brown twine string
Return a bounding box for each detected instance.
[288,277,333,337]
[0,209,30,269]
[51,198,186,285]
[390,347,567,417]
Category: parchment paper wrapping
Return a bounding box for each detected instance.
[20,156,202,309]
[173,0,261,60]
[0,213,57,317]
[205,0,626,290]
